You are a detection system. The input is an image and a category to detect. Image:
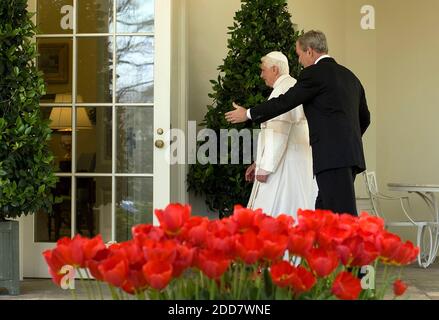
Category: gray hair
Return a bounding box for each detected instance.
[261,52,289,75]
[297,30,329,54]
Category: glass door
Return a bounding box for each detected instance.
[22,0,170,278]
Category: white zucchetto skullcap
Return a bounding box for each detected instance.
[266,51,288,65]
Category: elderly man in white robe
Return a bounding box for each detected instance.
[246,51,317,220]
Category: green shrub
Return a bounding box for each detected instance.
[187,0,302,218]
[0,0,57,220]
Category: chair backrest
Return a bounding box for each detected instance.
[362,171,383,218]
[364,171,379,195]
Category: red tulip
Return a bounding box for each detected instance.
[288,229,315,257]
[47,267,65,286]
[43,249,63,273]
[336,237,379,267]
[132,224,165,245]
[358,212,385,235]
[235,231,263,264]
[123,264,149,294]
[119,241,146,266]
[208,235,236,259]
[317,225,354,249]
[43,249,65,286]
[289,266,316,295]
[332,272,362,300]
[172,244,195,277]
[297,209,339,232]
[306,248,339,277]
[179,216,209,247]
[83,235,106,261]
[143,260,173,290]
[155,203,191,236]
[86,248,110,281]
[257,214,291,237]
[143,239,177,264]
[52,235,87,268]
[260,233,289,262]
[377,232,403,264]
[270,261,295,288]
[206,221,237,258]
[232,205,261,233]
[392,241,419,266]
[98,254,129,288]
[276,214,295,232]
[270,262,316,294]
[393,279,408,296]
[195,249,231,279]
[220,217,239,235]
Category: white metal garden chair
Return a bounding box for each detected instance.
[361,171,439,268]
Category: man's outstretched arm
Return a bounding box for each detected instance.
[225,69,319,124]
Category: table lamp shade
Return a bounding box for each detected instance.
[49,93,92,130]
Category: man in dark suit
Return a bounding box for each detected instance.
[225,30,370,216]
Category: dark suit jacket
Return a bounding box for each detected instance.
[250,57,370,175]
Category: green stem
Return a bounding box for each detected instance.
[137,290,146,300]
[200,271,205,288]
[233,263,239,299]
[77,268,93,300]
[119,288,126,300]
[85,268,102,300]
[219,274,225,298]
[109,285,120,300]
[96,281,104,300]
[209,278,216,300]
[237,263,245,299]
[380,264,389,300]
[195,271,200,300]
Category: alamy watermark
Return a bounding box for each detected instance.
[163,121,266,166]
[361,5,376,30]
[60,265,76,290]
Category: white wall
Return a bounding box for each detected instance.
[375,0,439,240]
[185,0,378,216]
[186,0,242,216]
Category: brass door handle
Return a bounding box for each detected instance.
[155,140,165,148]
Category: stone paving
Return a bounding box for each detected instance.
[1,263,439,300]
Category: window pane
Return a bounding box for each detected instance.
[116,0,154,33]
[42,106,73,172]
[37,38,73,95]
[76,177,111,242]
[35,177,71,242]
[76,107,112,173]
[37,0,73,34]
[77,37,113,103]
[78,0,114,34]
[115,36,154,103]
[116,106,153,174]
[116,177,153,242]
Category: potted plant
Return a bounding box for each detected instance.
[0,0,57,295]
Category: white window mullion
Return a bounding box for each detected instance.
[71,0,78,238]
[111,0,117,242]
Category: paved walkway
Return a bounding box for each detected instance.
[1,263,439,300]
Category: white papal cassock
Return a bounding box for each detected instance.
[247,74,318,219]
